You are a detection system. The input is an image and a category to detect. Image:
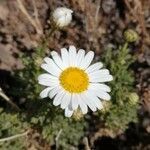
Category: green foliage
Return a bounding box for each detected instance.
[0,46,86,149]
[42,116,86,149]
[0,108,28,150]
[21,48,86,148]
[101,43,138,132]
[0,38,138,148]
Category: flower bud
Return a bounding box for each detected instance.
[124,29,139,43]
[101,101,111,113]
[35,57,43,66]
[129,92,139,105]
[73,109,83,120]
[52,7,73,28]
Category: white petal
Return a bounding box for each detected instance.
[78,95,88,114]
[53,90,65,106]
[80,92,97,112]
[93,98,103,109]
[60,92,71,109]
[85,91,103,110]
[89,89,111,100]
[89,83,111,92]
[69,45,77,66]
[44,57,62,72]
[38,74,58,82]
[96,91,111,100]
[61,48,69,68]
[41,63,61,77]
[88,69,110,78]
[40,87,54,98]
[71,94,79,110]
[51,51,65,69]
[65,107,73,117]
[76,49,85,66]
[68,100,73,110]
[49,86,61,99]
[89,74,113,82]
[80,51,94,69]
[86,62,103,74]
[38,79,59,87]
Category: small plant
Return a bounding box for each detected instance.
[0,1,140,147]
[0,108,28,150]
[0,7,86,149]
[100,40,139,133]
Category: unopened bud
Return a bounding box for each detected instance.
[52,7,73,28]
[101,101,111,113]
[129,92,139,105]
[73,109,83,120]
[124,29,139,43]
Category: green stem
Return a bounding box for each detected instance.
[122,42,128,52]
[36,27,57,58]
[42,27,57,50]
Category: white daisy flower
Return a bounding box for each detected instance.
[38,46,113,117]
[52,7,73,28]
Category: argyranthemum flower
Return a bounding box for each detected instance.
[38,46,113,117]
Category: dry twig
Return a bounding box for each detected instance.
[31,0,42,32]
[0,130,29,142]
[17,0,43,35]
[0,87,20,111]
[124,0,150,41]
[83,137,91,150]
[55,129,62,150]
[95,0,101,28]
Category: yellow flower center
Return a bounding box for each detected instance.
[59,67,89,93]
